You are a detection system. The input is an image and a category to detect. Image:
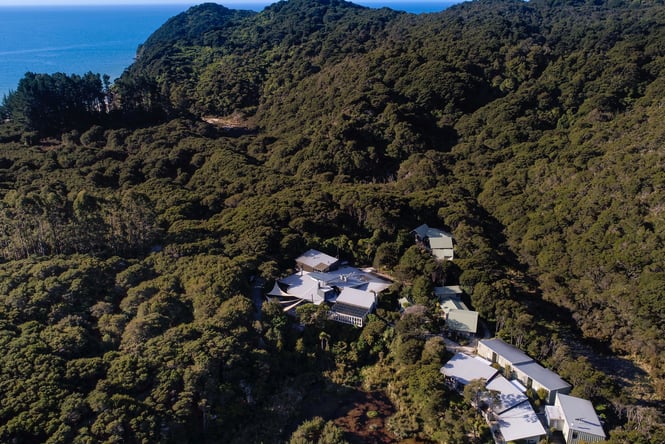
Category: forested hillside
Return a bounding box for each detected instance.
[1,0,664,442]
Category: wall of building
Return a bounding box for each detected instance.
[563,423,605,444]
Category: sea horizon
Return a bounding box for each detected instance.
[0,1,463,99]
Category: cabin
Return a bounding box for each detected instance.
[546,393,606,443]
[412,224,454,260]
[435,286,478,335]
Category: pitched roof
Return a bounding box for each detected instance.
[276,272,327,304]
[434,286,463,297]
[413,223,453,240]
[429,235,454,250]
[446,309,479,333]
[274,266,391,306]
[440,353,498,385]
[479,338,533,365]
[331,303,371,319]
[335,287,375,310]
[296,249,338,270]
[496,401,546,442]
[485,375,529,414]
[557,393,606,438]
[514,361,572,392]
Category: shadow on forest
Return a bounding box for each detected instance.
[287,382,399,444]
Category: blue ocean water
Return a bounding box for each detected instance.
[0,1,461,99]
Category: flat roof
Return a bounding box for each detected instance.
[336,287,375,310]
[440,352,498,386]
[296,249,338,270]
[485,375,528,414]
[515,361,572,392]
[545,405,564,422]
[479,338,532,365]
[496,401,546,442]
[440,296,467,312]
[557,393,606,438]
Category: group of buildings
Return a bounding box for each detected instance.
[268,224,459,328]
[267,249,391,327]
[267,225,606,443]
[442,339,606,443]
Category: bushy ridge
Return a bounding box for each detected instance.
[0,0,664,442]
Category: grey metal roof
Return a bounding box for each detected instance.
[335,287,375,310]
[429,235,454,250]
[479,339,532,365]
[515,361,572,392]
[557,393,606,438]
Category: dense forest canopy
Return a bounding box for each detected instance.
[1,0,665,442]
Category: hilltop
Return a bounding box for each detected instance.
[0,0,664,442]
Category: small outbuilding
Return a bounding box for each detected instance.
[436,286,478,335]
[296,249,340,272]
[413,224,454,260]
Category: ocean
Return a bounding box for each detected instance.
[0,1,461,99]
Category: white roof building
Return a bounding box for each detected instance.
[296,249,339,272]
[440,353,497,386]
[494,401,546,444]
[546,393,606,443]
[485,375,528,414]
[446,309,479,334]
[268,266,391,306]
[329,287,376,327]
[514,360,572,404]
[268,256,392,327]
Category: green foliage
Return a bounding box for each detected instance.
[0,0,665,442]
[289,416,349,444]
[2,72,106,135]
